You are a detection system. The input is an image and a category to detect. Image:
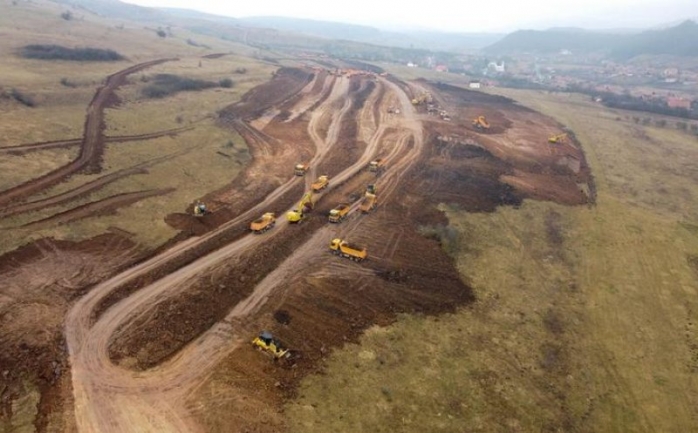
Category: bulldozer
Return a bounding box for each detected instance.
[193,201,208,217]
[472,115,490,130]
[252,331,290,359]
[548,133,568,144]
[286,191,314,223]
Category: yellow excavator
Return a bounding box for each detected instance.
[548,133,568,144]
[472,115,490,130]
[286,191,314,223]
[411,92,430,105]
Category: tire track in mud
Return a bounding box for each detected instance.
[0,151,187,218]
[105,76,370,364]
[66,75,412,433]
[20,188,175,230]
[0,58,176,207]
[0,126,193,155]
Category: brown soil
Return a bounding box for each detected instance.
[0,234,141,432]
[0,60,594,433]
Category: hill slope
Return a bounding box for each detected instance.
[486,20,698,58]
[611,20,698,58]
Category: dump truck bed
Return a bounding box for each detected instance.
[359,193,377,213]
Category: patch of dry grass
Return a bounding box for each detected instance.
[0,0,277,255]
[286,90,698,432]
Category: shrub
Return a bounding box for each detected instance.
[60,77,77,88]
[186,39,209,49]
[141,74,217,99]
[156,29,166,38]
[234,67,247,74]
[219,78,234,88]
[10,89,36,107]
[61,10,72,20]
[21,44,124,61]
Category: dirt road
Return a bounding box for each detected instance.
[62,63,595,431]
[64,72,426,432]
[0,59,175,207]
[0,55,588,432]
[66,72,394,432]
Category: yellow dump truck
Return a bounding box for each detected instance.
[294,163,309,176]
[329,238,367,262]
[311,175,329,192]
[359,192,377,213]
[249,212,276,233]
[328,204,350,223]
[369,158,385,172]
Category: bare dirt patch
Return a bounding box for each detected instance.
[0,233,140,431]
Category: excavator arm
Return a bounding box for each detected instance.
[286,191,314,222]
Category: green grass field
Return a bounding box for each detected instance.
[286,91,698,432]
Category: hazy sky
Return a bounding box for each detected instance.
[122,0,697,32]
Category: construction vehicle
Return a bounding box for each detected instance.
[328,204,350,223]
[329,238,367,262]
[359,192,377,213]
[250,212,276,233]
[252,331,290,359]
[472,115,490,130]
[548,133,568,144]
[411,92,432,106]
[193,201,208,217]
[294,163,309,176]
[369,158,385,172]
[311,175,329,192]
[286,191,314,223]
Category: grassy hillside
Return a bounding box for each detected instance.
[485,20,698,58]
[285,91,698,432]
[485,28,621,55]
[0,0,277,254]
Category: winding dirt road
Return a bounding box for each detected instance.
[65,74,425,432]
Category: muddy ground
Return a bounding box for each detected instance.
[0,62,592,432]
